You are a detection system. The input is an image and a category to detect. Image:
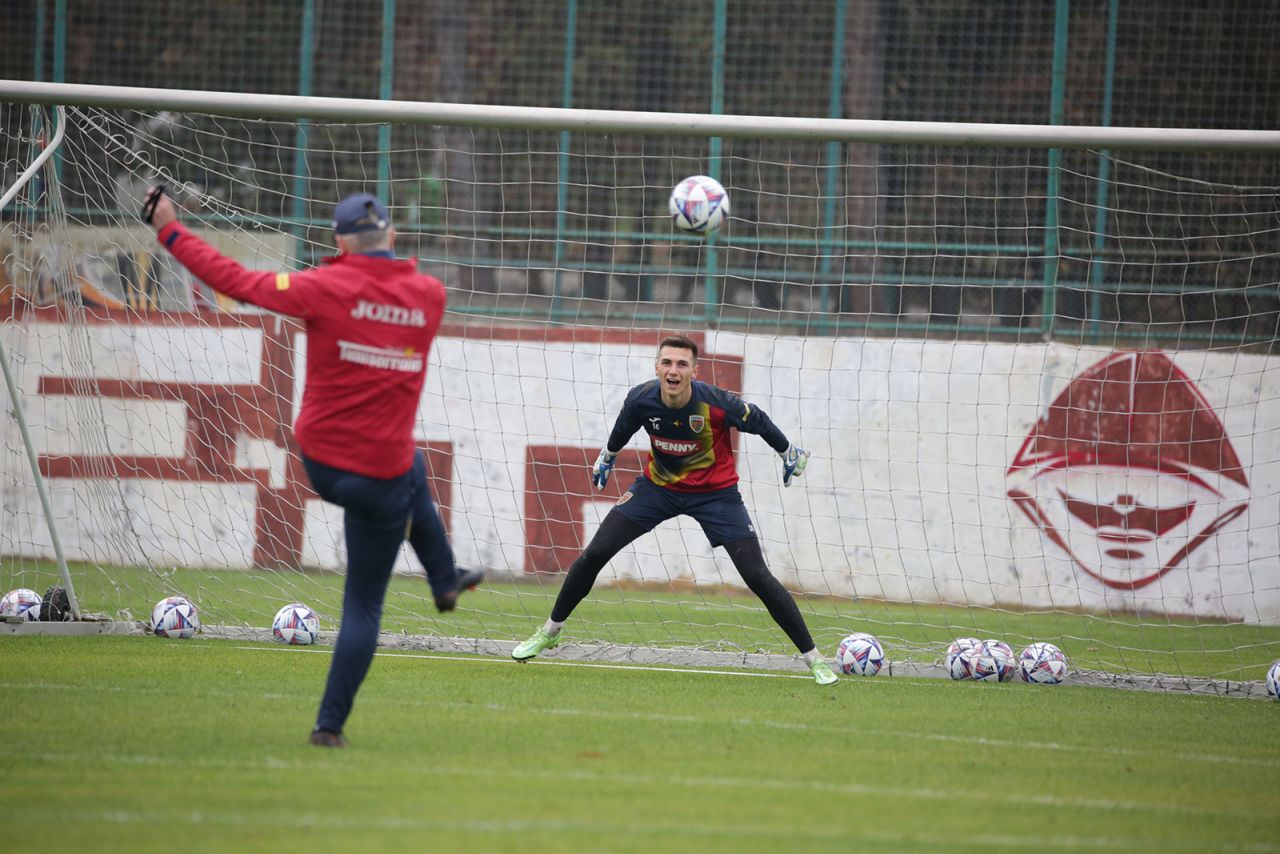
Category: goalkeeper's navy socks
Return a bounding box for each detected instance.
[723,536,817,654]
[549,512,648,622]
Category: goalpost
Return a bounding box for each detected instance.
[2,80,1278,694]
[0,103,81,622]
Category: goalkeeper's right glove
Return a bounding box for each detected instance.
[591,449,618,490]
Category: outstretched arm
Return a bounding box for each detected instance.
[145,187,318,318]
[591,387,645,490]
[716,388,810,487]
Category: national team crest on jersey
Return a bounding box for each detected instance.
[688,415,705,433]
[1006,351,1249,590]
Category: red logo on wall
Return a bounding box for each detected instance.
[1006,351,1249,590]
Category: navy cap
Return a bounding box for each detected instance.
[332,192,390,234]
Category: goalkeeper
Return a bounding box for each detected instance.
[512,334,837,685]
[144,187,482,747]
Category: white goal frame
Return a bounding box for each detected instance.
[3,79,1280,151]
[0,102,82,621]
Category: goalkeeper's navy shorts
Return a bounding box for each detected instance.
[609,475,756,547]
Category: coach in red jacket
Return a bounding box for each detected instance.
[147,188,481,747]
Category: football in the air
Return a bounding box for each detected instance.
[970,639,1016,682]
[0,588,42,621]
[1018,642,1069,685]
[945,637,982,680]
[152,595,200,639]
[1267,660,1280,701]
[272,602,320,645]
[669,174,729,235]
[836,632,885,676]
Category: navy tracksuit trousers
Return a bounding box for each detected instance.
[304,449,456,734]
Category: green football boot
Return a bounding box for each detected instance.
[810,659,839,686]
[512,627,562,662]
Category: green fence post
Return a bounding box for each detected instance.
[551,0,578,319]
[29,0,46,214]
[819,0,847,325]
[52,0,64,83]
[704,0,728,327]
[1041,0,1070,340]
[289,0,316,264]
[34,0,46,81]
[1087,0,1120,340]
[51,0,65,184]
[376,0,396,201]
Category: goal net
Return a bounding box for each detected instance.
[3,89,1278,693]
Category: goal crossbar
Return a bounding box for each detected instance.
[3,79,1280,152]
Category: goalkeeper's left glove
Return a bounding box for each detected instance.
[780,444,810,487]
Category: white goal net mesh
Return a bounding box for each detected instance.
[2,100,1278,690]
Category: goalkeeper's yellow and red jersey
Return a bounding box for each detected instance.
[606,380,790,492]
[156,222,445,479]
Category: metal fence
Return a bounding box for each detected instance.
[4,0,1279,343]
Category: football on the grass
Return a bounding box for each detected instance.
[272,603,320,645]
[946,637,982,680]
[1018,642,1068,685]
[152,596,200,639]
[971,639,1015,682]
[836,632,885,676]
[0,588,42,621]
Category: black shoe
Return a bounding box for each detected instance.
[434,568,485,613]
[309,729,347,748]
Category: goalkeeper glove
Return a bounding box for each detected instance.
[591,449,618,490]
[780,444,810,487]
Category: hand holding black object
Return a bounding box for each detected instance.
[141,184,167,224]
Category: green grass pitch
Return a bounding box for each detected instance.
[3,634,1278,852]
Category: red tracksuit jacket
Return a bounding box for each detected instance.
[157,222,445,479]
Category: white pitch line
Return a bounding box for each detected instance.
[23,753,1270,826]
[28,805,1279,850]
[11,672,1276,770]
[11,649,1277,772]
[40,808,1259,850]
[230,643,815,680]
[220,643,1280,769]
[15,675,1276,771]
